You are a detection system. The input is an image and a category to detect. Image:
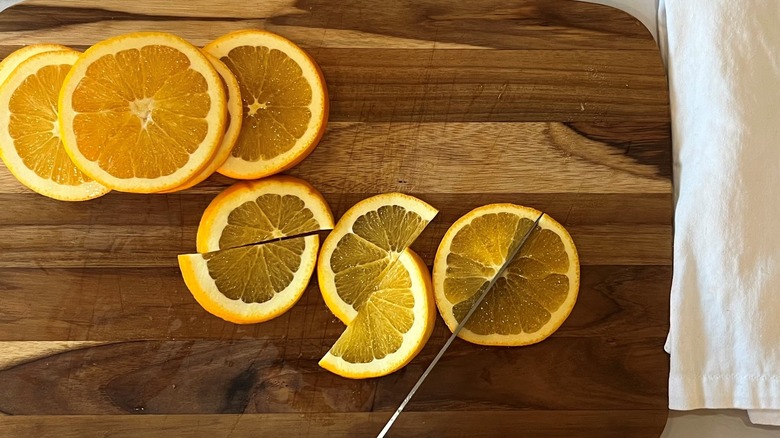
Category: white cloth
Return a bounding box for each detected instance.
[662,0,780,423]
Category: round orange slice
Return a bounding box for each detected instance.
[204,30,328,179]
[0,50,110,201]
[433,204,580,346]
[58,32,227,193]
[196,175,334,253]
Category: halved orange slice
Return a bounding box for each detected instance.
[179,235,319,324]
[196,175,334,253]
[319,248,436,379]
[317,193,438,324]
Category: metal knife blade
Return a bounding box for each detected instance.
[376,212,545,438]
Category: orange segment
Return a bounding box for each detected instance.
[58,32,227,193]
[0,49,109,201]
[204,30,328,179]
[319,248,436,379]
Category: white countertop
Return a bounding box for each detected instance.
[582,0,659,40]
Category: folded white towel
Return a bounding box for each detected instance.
[662,0,780,421]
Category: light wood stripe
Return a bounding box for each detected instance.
[0,122,670,195]
[0,341,106,369]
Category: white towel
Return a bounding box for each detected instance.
[661,0,780,423]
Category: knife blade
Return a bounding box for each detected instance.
[376,212,545,438]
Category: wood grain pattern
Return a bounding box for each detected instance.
[0,220,671,268]
[3,123,672,195]
[0,412,665,438]
[3,0,657,50]
[0,49,669,123]
[0,266,669,341]
[0,341,106,368]
[0,338,666,414]
[0,0,671,436]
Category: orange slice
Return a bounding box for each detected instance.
[196,175,334,253]
[432,204,580,346]
[317,193,438,378]
[179,235,319,324]
[181,175,332,323]
[204,30,328,179]
[58,32,227,193]
[319,248,436,379]
[0,50,110,201]
[0,43,71,87]
[161,51,243,192]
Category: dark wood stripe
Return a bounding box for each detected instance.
[0,265,670,341]
[0,411,667,437]
[0,192,672,226]
[317,49,669,123]
[0,47,669,124]
[1,0,658,51]
[0,337,666,414]
[271,0,657,50]
[565,122,673,179]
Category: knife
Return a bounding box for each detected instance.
[376,212,545,438]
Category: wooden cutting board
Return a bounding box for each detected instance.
[0,0,672,436]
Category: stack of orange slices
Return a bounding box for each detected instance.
[0,30,328,200]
